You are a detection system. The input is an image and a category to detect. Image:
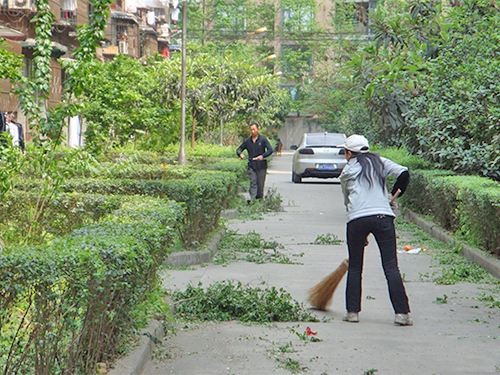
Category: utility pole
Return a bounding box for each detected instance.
[178,0,187,165]
[201,0,205,46]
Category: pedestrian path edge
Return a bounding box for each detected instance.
[402,209,500,278]
[109,223,227,374]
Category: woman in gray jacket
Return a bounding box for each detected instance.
[339,134,412,326]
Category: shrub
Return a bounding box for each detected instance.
[373,146,432,170]
[0,197,182,375]
[376,147,499,256]
[163,143,236,159]
[15,171,239,247]
[0,191,123,246]
[402,170,499,256]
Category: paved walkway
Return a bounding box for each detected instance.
[144,154,499,375]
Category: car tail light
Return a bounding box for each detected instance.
[299,148,314,155]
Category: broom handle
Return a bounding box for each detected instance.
[390,188,401,203]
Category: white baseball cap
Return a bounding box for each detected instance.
[338,134,370,153]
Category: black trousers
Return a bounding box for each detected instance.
[248,167,267,199]
[346,214,410,314]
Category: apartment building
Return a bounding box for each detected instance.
[1,0,181,145]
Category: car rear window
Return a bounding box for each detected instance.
[306,134,345,147]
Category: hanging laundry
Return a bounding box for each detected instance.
[171,7,180,23]
[147,10,156,26]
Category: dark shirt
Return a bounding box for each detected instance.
[236,134,274,170]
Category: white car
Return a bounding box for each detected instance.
[291,132,347,183]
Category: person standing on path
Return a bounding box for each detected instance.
[236,122,274,201]
[338,134,412,326]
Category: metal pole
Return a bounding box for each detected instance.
[178,0,187,165]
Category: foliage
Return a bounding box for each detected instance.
[0,197,182,374]
[185,0,275,43]
[172,281,318,323]
[237,187,284,220]
[75,55,175,152]
[396,217,497,286]
[214,230,296,265]
[305,0,498,179]
[16,170,239,248]
[404,0,499,179]
[401,169,499,256]
[0,39,23,81]
[432,244,494,285]
[0,191,122,246]
[313,233,342,245]
[0,139,23,201]
[376,147,499,256]
[74,50,288,151]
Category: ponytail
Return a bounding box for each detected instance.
[351,152,385,188]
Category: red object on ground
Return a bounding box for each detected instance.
[162,47,169,58]
[306,327,317,336]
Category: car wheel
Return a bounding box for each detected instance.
[292,172,302,183]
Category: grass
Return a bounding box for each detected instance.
[395,217,497,286]
[269,341,307,374]
[236,187,284,220]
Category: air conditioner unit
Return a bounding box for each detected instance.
[8,0,31,10]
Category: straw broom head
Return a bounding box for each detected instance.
[308,258,349,311]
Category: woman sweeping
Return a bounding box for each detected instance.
[339,135,412,326]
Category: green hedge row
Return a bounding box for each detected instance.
[377,147,499,256]
[0,197,183,375]
[16,171,239,247]
[0,191,123,245]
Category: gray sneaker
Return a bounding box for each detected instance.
[394,313,413,326]
[343,312,359,323]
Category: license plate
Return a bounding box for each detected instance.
[316,164,336,170]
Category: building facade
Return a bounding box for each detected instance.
[1,0,182,146]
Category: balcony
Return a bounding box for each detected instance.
[58,0,77,25]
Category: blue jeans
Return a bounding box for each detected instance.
[346,215,410,314]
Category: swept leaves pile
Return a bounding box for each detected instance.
[214,230,298,265]
[172,281,318,323]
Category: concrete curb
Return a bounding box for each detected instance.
[402,209,500,278]
[109,225,226,374]
[108,320,163,375]
[165,226,226,266]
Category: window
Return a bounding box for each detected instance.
[23,57,33,78]
[113,24,128,45]
[60,0,77,24]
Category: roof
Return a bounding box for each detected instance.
[111,11,139,24]
[140,26,158,36]
[21,39,68,55]
[0,25,26,41]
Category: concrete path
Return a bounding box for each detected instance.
[144,154,499,375]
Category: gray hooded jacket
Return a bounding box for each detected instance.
[340,156,408,223]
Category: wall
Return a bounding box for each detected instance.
[277,115,324,150]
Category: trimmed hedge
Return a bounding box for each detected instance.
[0,191,123,245]
[15,171,239,247]
[77,162,195,180]
[377,147,500,256]
[0,197,183,374]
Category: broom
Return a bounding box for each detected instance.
[308,258,349,311]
